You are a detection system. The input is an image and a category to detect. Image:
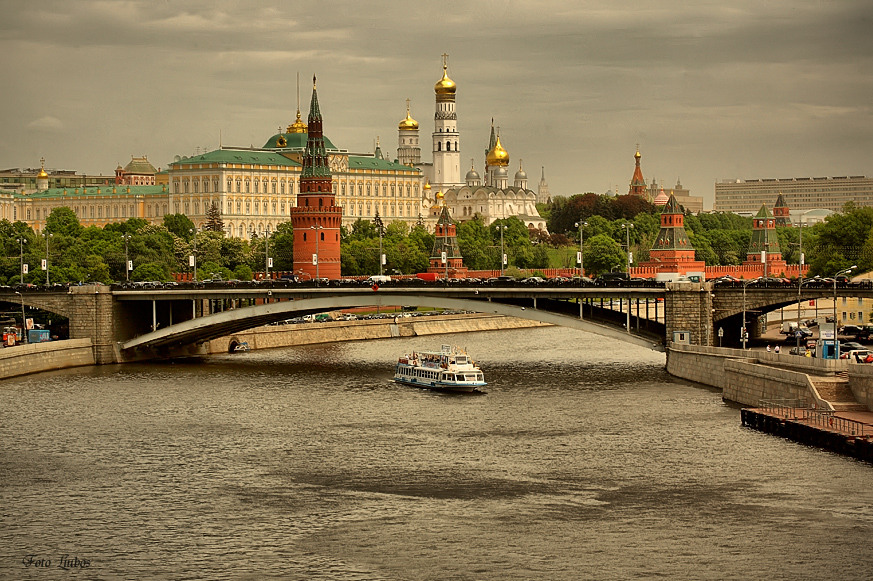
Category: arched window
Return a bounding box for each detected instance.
[446,141,451,151]
[437,142,441,151]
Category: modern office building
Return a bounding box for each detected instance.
[714,175,873,216]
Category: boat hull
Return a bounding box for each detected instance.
[393,376,484,393]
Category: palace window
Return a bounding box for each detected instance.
[227,179,232,192]
[193,181,199,194]
[236,179,241,193]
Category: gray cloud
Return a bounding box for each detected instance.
[1,0,870,206]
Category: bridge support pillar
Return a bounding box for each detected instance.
[68,286,119,364]
[664,283,714,346]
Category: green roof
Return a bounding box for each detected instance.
[348,156,421,172]
[170,149,301,167]
[18,185,167,199]
[123,157,158,174]
[263,132,338,151]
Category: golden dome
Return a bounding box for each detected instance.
[37,167,48,178]
[286,110,307,134]
[423,180,432,191]
[436,190,444,199]
[434,64,456,95]
[398,103,419,131]
[486,135,510,166]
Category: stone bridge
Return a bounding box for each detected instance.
[0,281,863,364]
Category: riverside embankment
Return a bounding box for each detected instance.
[667,343,873,462]
[0,338,95,380]
[204,313,549,354]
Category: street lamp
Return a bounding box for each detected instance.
[189,228,198,282]
[310,225,323,283]
[14,291,27,344]
[44,232,52,285]
[621,223,635,334]
[16,237,27,283]
[574,221,587,277]
[496,224,507,276]
[834,265,856,357]
[378,225,384,277]
[741,278,756,349]
[621,223,634,274]
[123,234,131,282]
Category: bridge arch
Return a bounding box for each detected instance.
[121,294,663,355]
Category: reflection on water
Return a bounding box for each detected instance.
[1,327,872,580]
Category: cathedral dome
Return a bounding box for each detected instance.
[486,135,509,167]
[654,187,669,206]
[434,65,457,95]
[494,167,508,180]
[514,160,527,181]
[466,167,481,182]
[398,108,418,131]
[38,167,48,178]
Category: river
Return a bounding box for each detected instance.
[1,327,872,580]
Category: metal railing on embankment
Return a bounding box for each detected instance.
[759,399,873,437]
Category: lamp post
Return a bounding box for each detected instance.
[123,234,131,282]
[263,228,272,279]
[14,291,27,344]
[16,237,27,282]
[497,224,507,276]
[834,265,856,358]
[44,232,52,285]
[378,225,384,277]
[622,223,634,333]
[310,225,322,284]
[741,278,755,349]
[622,223,634,274]
[189,228,198,282]
[574,221,587,277]
[795,222,805,353]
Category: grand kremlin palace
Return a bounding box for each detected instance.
[2,126,423,238]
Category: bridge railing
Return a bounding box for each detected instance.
[758,398,872,436]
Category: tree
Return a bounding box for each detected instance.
[584,234,624,275]
[204,201,224,232]
[46,207,83,237]
[270,221,294,271]
[132,262,170,282]
[163,214,195,240]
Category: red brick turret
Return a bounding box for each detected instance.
[290,76,342,279]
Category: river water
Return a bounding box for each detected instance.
[2,327,872,580]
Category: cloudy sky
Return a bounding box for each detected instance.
[1,0,871,208]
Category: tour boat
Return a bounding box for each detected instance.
[394,345,486,393]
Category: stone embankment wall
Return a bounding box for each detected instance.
[667,344,844,408]
[0,339,95,380]
[848,363,873,410]
[205,314,548,354]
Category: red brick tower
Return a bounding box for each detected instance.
[290,76,342,279]
[628,146,647,199]
[427,192,467,278]
[773,192,790,227]
[640,193,705,274]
